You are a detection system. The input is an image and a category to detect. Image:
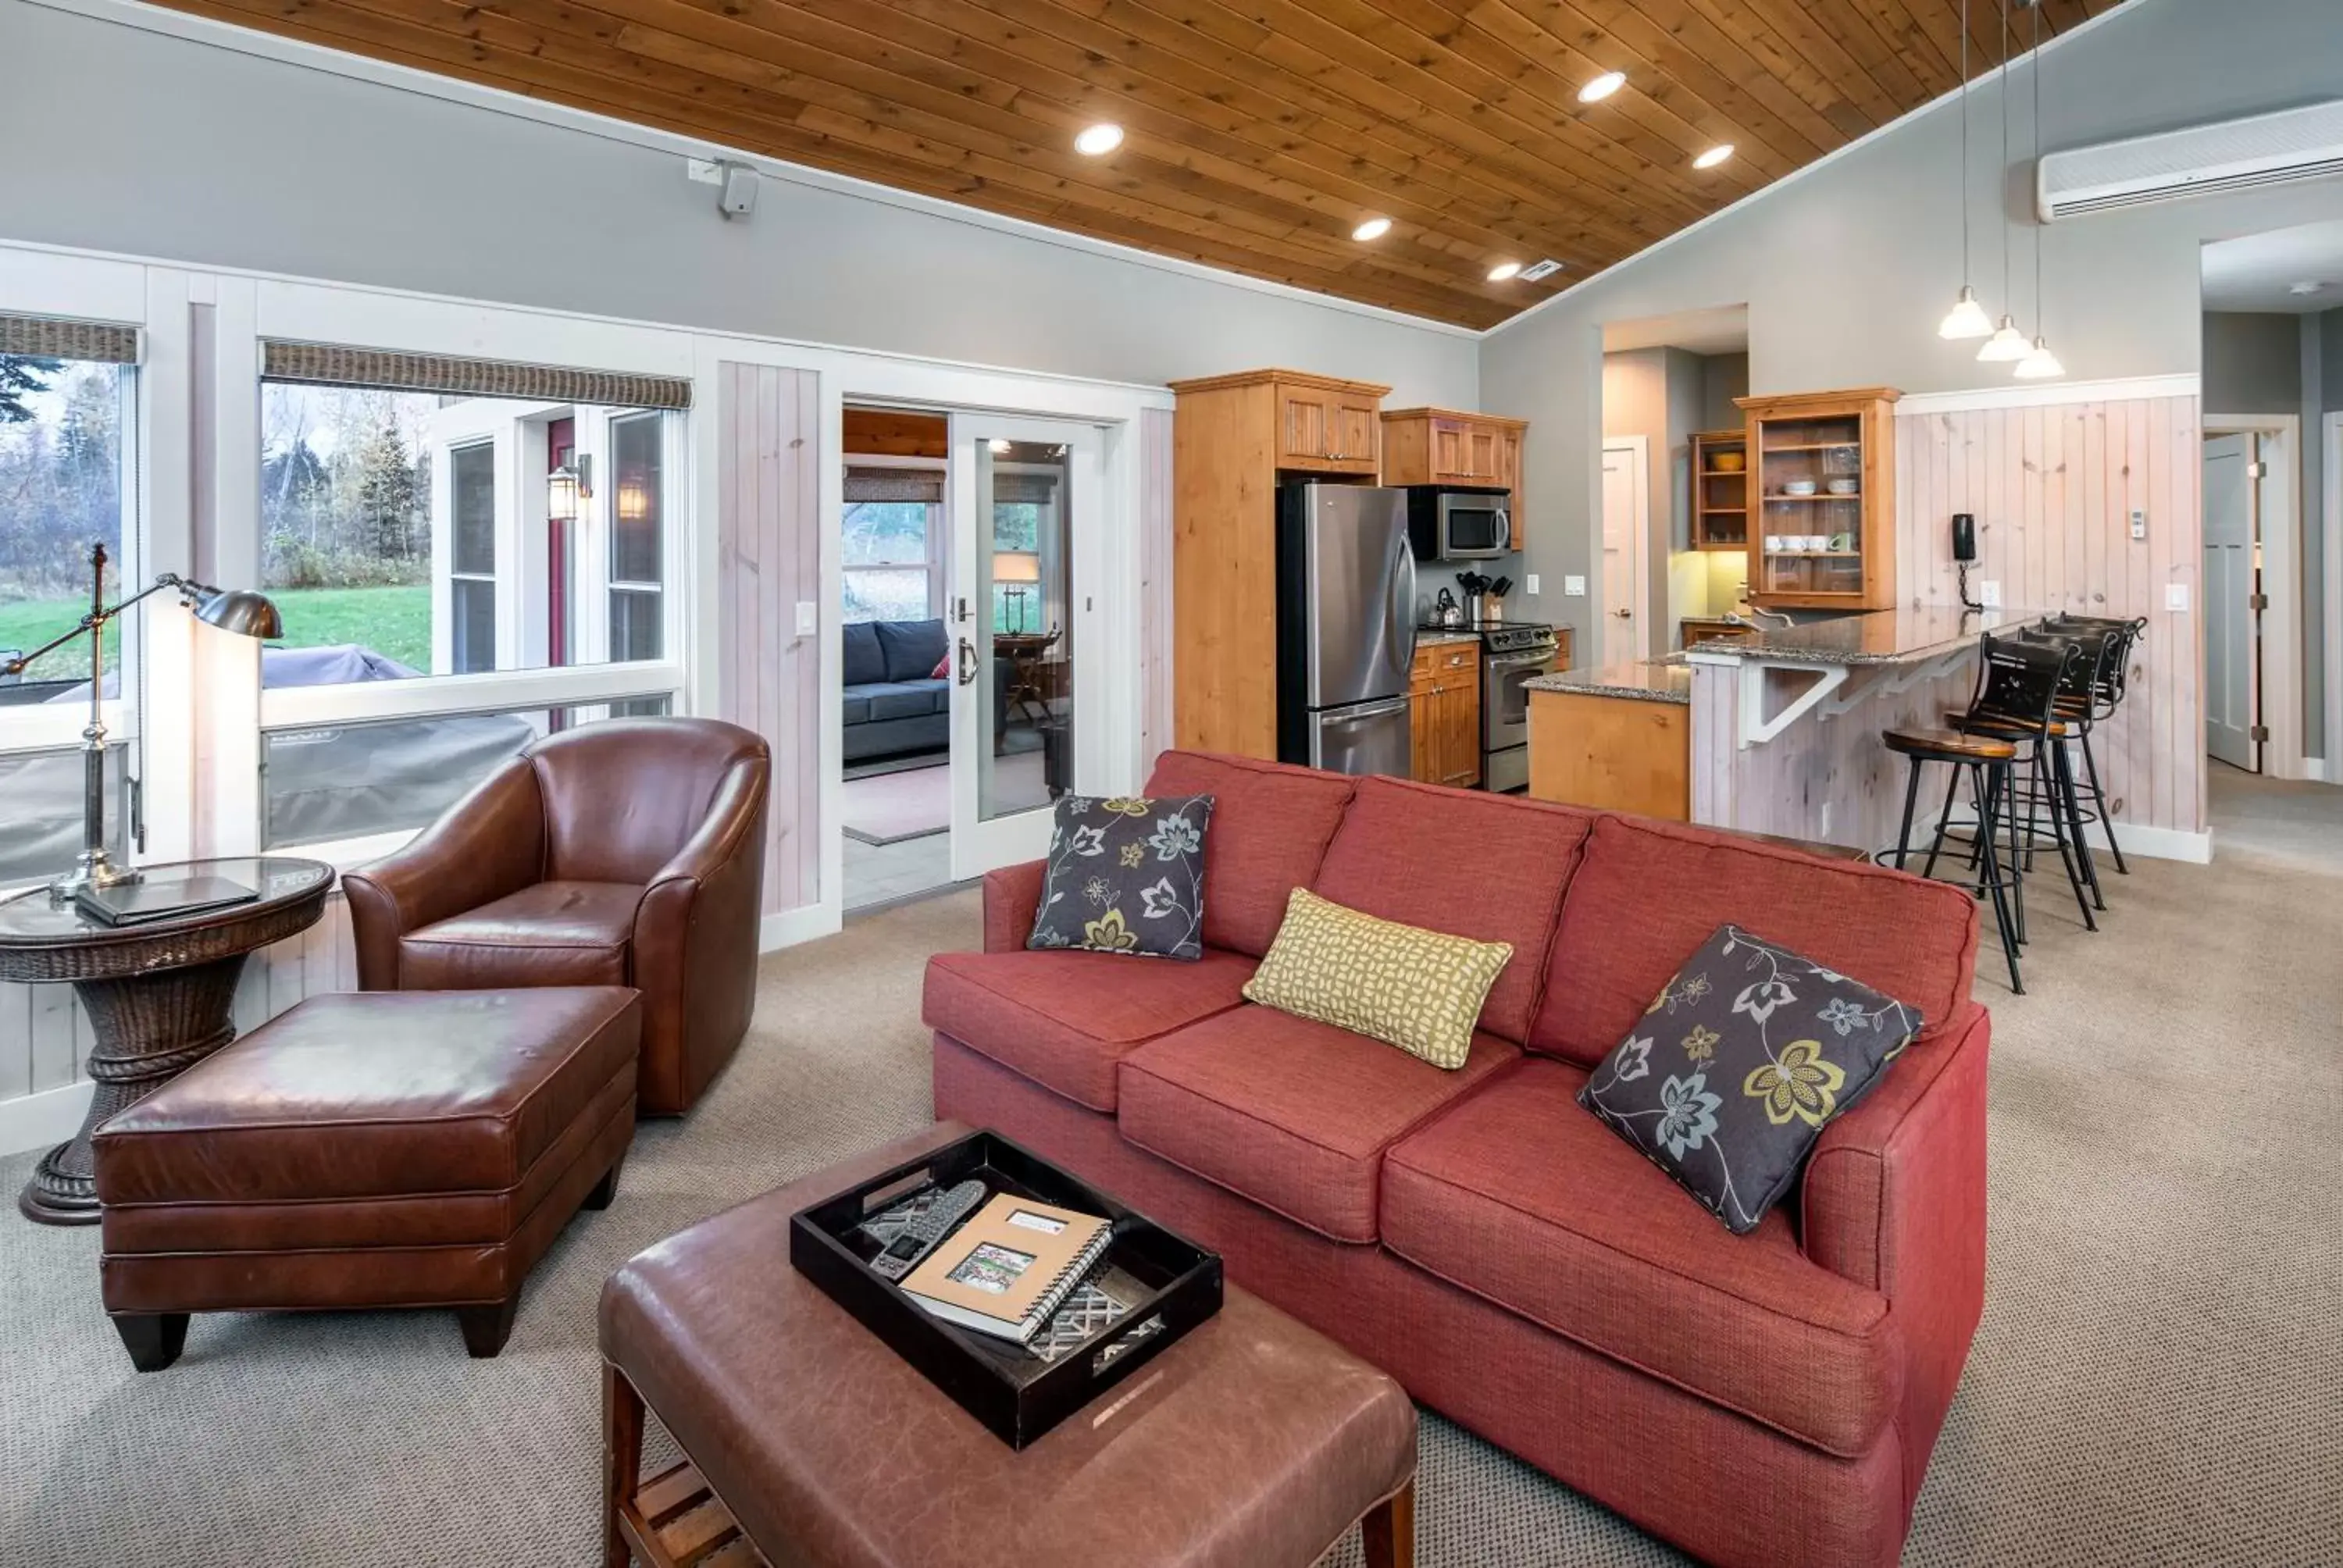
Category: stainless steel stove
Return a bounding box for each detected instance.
[1421,622,1561,793]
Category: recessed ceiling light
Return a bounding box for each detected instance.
[2289,280,2327,296]
[1487,261,1523,283]
[1693,144,1735,169]
[1073,123,1124,156]
[1352,216,1393,242]
[1578,70,1626,104]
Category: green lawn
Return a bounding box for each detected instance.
[0,583,432,682]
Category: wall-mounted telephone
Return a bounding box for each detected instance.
[1952,513,1984,610]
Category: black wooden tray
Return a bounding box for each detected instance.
[789,1128,1223,1448]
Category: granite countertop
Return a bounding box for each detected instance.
[1413,629,1483,648]
[1685,605,2052,666]
[1525,658,1692,706]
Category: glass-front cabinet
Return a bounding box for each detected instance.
[1736,387,1899,611]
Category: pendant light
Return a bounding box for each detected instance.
[1938,0,1994,339]
[1977,0,2031,362]
[2013,0,2066,380]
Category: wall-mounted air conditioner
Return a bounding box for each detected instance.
[2038,99,2343,220]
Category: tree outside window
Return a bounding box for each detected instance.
[0,354,125,681]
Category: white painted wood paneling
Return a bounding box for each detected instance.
[716,362,822,916]
[1139,405,1175,778]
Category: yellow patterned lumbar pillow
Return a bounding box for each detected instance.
[1243,888,1514,1070]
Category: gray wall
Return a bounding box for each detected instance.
[0,0,1478,405]
[1699,353,1750,433]
[1482,0,2343,667]
[2203,312,2303,415]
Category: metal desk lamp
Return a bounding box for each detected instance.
[1,542,281,900]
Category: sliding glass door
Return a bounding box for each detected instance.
[945,413,1100,880]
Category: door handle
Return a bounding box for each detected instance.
[958,637,979,686]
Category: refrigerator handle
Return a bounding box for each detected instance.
[1394,533,1419,670]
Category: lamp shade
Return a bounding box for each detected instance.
[547,466,581,524]
[1976,316,2030,362]
[194,587,283,640]
[1938,287,1994,340]
[993,551,1042,585]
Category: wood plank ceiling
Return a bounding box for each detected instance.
[154,0,2131,328]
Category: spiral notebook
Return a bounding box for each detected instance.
[899,1192,1114,1345]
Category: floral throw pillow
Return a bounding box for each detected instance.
[1578,924,1924,1235]
[1027,794,1214,960]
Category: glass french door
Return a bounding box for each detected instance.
[946,413,1101,882]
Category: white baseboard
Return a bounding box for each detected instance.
[2303,757,2328,783]
[0,1078,95,1159]
[761,903,840,952]
[2115,822,2213,864]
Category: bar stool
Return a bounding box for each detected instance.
[1885,634,2077,995]
[1949,626,2108,924]
[2045,615,2147,875]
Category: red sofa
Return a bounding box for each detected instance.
[923,751,1988,1568]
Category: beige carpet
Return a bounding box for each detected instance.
[4,780,2340,1565]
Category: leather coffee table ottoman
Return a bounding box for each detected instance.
[92,987,640,1371]
[600,1121,1419,1568]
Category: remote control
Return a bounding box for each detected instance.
[869,1179,986,1281]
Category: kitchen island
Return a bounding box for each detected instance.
[1528,607,2049,853]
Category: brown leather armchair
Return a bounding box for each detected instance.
[344,718,770,1116]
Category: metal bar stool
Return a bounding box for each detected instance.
[2045,614,2147,876]
[1948,633,2095,937]
[1885,634,2079,995]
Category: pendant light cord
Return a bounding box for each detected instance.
[1959,0,1972,285]
[1998,0,2012,308]
[2031,0,2045,336]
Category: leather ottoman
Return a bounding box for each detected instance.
[92,987,641,1371]
[598,1121,1420,1568]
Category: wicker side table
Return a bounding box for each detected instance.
[0,857,333,1224]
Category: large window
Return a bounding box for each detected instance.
[1,352,127,681]
[843,463,941,624]
[260,379,676,681]
[1,322,137,892]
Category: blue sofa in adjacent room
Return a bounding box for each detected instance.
[843,618,951,761]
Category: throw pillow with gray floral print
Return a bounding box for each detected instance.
[1028,793,1214,960]
[1578,924,1924,1234]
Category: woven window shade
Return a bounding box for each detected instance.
[0,314,140,364]
[261,341,691,410]
[993,471,1061,506]
[845,466,944,504]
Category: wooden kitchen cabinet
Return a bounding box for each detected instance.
[1380,407,1530,551]
[1735,387,1899,611]
[1409,638,1482,789]
[1165,368,1393,757]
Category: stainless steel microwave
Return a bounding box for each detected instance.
[1404,484,1513,560]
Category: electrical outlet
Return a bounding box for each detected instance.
[1564,575,1587,597]
[1979,579,2002,608]
[1525,573,1540,596]
[2130,508,2148,541]
[2166,583,2190,612]
[794,600,818,635]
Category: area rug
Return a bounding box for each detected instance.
[841,762,948,846]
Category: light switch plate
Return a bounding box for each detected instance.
[1525,574,1540,596]
[1564,575,1587,597]
[1979,579,2002,608]
[686,157,724,185]
[794,600,818,635]
[2166,583,2189,611]
[2130,508,2147,541]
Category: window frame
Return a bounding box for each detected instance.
[840,452,943,624]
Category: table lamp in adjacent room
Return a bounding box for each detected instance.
[0,543,282,899]
[994,552,1042,634]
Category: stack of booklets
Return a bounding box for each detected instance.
[897,1192,1119,1349]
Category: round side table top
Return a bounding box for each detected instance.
[0,857,336,983]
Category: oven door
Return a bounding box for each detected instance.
[1482,647,1557,754]
[1438,493,1511,558]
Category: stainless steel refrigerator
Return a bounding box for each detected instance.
[1275,481,1416,777]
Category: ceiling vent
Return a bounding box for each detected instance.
[1517,259,1565,282]
[2038,99,2343,220]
